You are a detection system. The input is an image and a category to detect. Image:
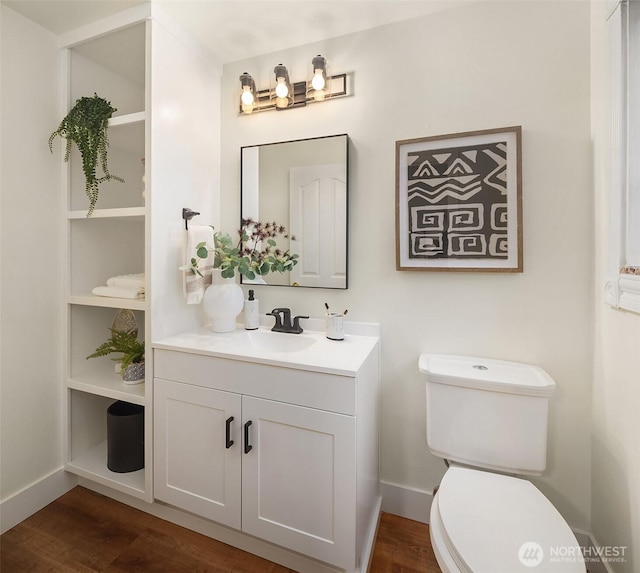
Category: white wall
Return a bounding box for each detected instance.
[0,6,64,500]
[221,1,593,529]
[149,9,221,341]
[590,2,640,571]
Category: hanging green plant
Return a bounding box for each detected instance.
[49,93,124,217]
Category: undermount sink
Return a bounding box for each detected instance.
[245,330,316,353]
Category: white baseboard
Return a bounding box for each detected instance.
[0,467,77,534]
[573,529,616,573]
[379,480,433,524]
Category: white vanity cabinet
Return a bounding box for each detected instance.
[152,330,380,573]
[241,395,356,568]
[153,379,242,528]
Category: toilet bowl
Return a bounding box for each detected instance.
[430,466,586,572]
[420,354,586,573]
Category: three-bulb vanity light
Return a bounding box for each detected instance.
[238,55,347,115]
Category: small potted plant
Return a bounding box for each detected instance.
[87,328,145,385]
[49,93,124,217]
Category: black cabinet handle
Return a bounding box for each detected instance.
[244,420,253,454]
[225,416,234,449]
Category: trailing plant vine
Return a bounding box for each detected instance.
[49,93,124,216]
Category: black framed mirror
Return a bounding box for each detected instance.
[241,134,348,289]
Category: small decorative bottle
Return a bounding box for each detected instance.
[244,289,259,330]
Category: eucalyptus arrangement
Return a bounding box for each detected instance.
[191,218,299,280]
[49,93,124,217]
[87,328,145,374]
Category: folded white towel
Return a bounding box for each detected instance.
[92,285,144,299]
[183,225,214,305]
[107,273,145,289]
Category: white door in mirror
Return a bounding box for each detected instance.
[289,163,347,288]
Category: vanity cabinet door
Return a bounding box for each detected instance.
[241,396,357,571]
[154,378,242,529]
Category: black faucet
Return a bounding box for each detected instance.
[266,308,309,334]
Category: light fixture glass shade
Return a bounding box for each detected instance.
[241,87,254,106]
[311,71,325,91]
[273,64,291,107]
[239,72,256,113]
[241,87,254,114]
[311,55,327,100]
[275,78,289,98]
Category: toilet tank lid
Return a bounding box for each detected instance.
[419,354,556,397]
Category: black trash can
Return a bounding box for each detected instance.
[107,401,144,473]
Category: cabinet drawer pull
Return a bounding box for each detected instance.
[244,420,253,454]
[225,416,234,449]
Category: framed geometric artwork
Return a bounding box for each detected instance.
[395,126,522,272]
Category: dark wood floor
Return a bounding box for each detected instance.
[0,486,441,572]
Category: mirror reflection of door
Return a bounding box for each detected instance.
[289,164,347,288]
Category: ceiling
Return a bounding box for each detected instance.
[2,1,147,35]
[2,0,473,63]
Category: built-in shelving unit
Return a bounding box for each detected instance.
[67,390,145,494]
[58,2,219,506]
[61,11,152,501]
[67,207,146,220]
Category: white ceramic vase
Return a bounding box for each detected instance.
[202,270,244,333]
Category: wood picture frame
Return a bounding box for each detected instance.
[395,126,522,272]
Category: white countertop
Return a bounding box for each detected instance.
[153,323,380,377]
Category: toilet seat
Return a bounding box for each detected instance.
[430,467,586,573]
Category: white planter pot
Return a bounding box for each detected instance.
[202,270,244,333]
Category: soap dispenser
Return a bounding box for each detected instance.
[244,289,259,330]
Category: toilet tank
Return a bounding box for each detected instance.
[419,354,556,475]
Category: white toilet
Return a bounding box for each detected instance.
[420,354,586,573]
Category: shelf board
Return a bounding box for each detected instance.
[66,440,146,498]
[68,294,146,311]
[68,206,145,220]
[109,111,146,127]
[67,360,146,404]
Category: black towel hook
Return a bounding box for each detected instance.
[182,208,200,230]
